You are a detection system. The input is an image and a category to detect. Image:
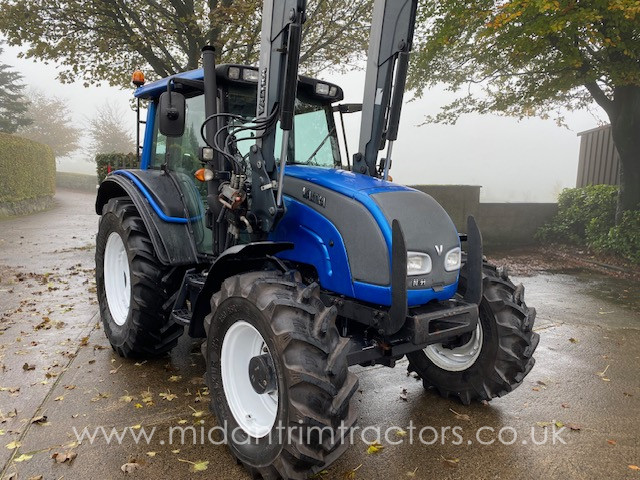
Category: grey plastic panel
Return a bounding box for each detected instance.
[283,177,390,285]
[372,190,459,289]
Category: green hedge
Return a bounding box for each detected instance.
[96,153,139,183]
[0,132,55,203]
[537,185,640,263]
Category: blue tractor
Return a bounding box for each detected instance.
[95,0,539,478]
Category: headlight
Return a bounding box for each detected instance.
[407,252,432,276]
[444,247,462,272]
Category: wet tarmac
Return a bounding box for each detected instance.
[1,190,638,480]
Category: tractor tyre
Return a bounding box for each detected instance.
[407,262,539,405]
[203,271,359,480]
[96,197,184,358]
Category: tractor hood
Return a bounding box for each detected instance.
[278,166,460,306]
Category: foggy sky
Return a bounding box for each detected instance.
[1,44,604,202]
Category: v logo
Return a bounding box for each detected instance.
[435,245,444,255]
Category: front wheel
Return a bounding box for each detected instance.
[407,262,539,405]
[96,197,184,358]
[204,271,359,480]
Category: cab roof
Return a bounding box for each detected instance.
[134,63,344,104]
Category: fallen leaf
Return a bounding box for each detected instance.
[568,338,579,343]
[119,394,134,403]
[168,375,182,383]
[22,363,35,371]
[366,442,384,455]
[79,337,89,347]
[172,449,180,454]
[597,365,610,377]
[536,421,550,428]
[5,440,21,450]
[91,392,110,402]
[399,388,408,401]
[54,396,64,402]
[629,465,640,471]
[406,467,418,477]
[309,470,329,479]
[134,403,143,409]
[191,460,209,472]
[31,415,48,424]
[565,423,581,431]
[160,391,177,402]
[449,408,471,422]
[607,439,617,445]
[189,406,204,418]
[441,456,460,468]
[555,421,564,428]
[395,429,407,437]
[14,453,33,462]
[121,461,140,473]
[343,464,362,479]
[28,476,43,480]
[561,403,570,409]
[146,451,157,457]
[110,364,122,375]
[51,450,77,464]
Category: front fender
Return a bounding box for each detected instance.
[188,242,294,337]
[96,171,200,266]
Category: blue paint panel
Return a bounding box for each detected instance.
[280,166,459,307]
[111,171,201,224]
[135,69,204,99]
[284,165,411,254]
[140,102,156,170]
[352,281,458,307]
[270,196,355,298]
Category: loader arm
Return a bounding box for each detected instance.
[249,0,306,233]
[353,0,418,178]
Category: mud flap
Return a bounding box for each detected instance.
[463,215,483,305]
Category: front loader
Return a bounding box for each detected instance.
[94,0,539,478]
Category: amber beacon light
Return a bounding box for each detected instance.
[132,70,145,87]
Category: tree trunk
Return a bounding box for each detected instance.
[609,85,640,220]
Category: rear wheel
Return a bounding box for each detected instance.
[407,262,539,405]
[96,197,184,358]
[204,271,359,480]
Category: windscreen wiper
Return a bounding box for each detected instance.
[304,127,336,164]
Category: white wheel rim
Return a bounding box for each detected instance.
[221,321,278,439]
[104,232,131,327]
[424,323,483,372]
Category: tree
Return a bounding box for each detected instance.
[0,0,372,88]
[18,90,81,158]
[88,102,135,156]
[0,46,31,133]
[409,0,640,216]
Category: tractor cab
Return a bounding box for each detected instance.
[131,64,347,256]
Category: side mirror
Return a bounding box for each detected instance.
[158,91,186,137]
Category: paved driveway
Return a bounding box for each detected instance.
[1,190,638,479]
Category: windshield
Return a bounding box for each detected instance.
[152,89,340,171]
[226,87,340,168]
